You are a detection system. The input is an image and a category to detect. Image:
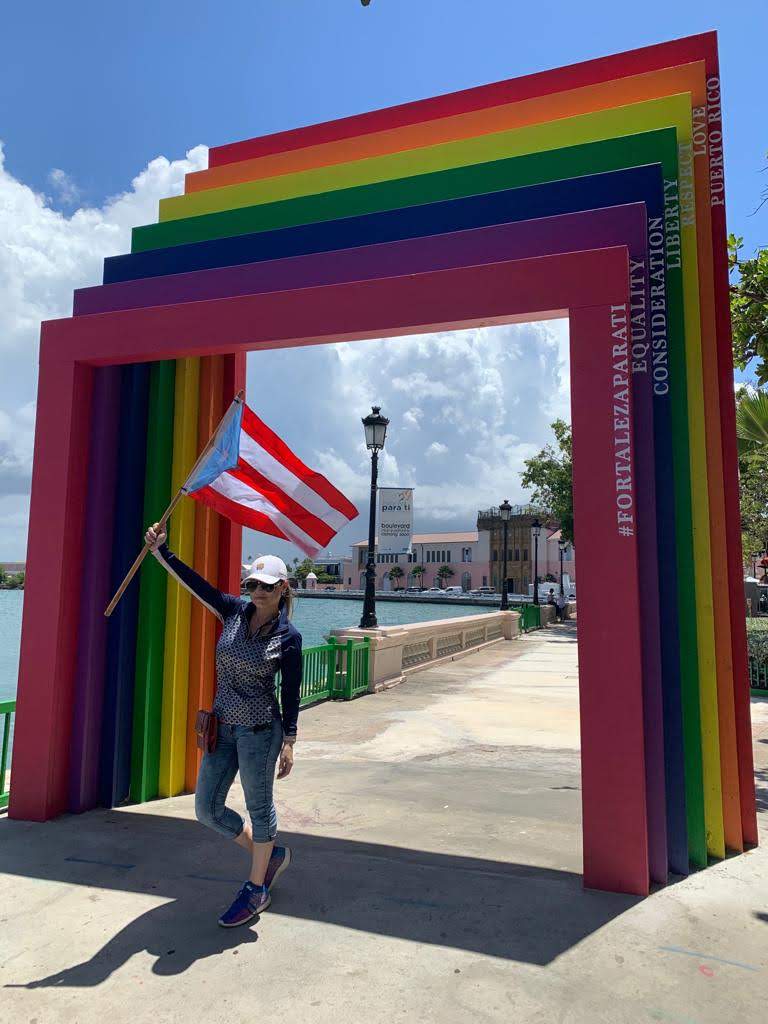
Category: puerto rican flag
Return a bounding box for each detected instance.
[183,397,358,557]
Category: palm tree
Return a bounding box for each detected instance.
[436,565,455,588]
[411,564,426,589]
[737,388,768,451]
[387,565,405,590]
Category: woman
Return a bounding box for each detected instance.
[145,521,302,928]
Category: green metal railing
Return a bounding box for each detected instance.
[298,641,340,706]
[0,699,14,810]
[343,637,371,698]
[0,640,370,810]
[277,637,371,709]
[510,604,542,632]
[749,657,768,693]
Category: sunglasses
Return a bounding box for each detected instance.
[245,579,280,593]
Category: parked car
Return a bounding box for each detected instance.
[444,586,464,596]
[425,587,445,594]
[470,586,497,596]
[405,586,424,593]
[323,586,335,591]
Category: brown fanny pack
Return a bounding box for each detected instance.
[195,709,218,754]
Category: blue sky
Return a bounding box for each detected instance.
[0,1,765,562]
[3,0,766,251]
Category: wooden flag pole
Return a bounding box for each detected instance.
[103,390,244,618]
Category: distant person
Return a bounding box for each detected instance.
[556,591,567,621]
[547,588,556,608]
[145,522,301,928]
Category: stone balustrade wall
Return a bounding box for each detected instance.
[331,610,522,692]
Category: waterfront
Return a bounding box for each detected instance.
[0,590,492,703]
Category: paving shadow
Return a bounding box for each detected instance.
[5,892,260,987]
[1,808,638,984]
[754,765,768,813]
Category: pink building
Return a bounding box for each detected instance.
[343,531,492,592]
[539,528,576,593]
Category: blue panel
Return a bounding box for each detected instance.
[100,363,150,807]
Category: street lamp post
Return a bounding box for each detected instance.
[499,499,511,611]
[359,406,389,629]
[532,518,542,605]
[558,537,567,596]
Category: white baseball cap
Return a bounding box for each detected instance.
[243,554,289,585]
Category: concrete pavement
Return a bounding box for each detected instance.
[1,621,767,1023]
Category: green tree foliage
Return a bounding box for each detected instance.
[436,565,455,586]
[410,565,426,587]
[520,419,574,544]
[293,557,315,582]
[729,234,768,385]
[739,445,768,561]
[736,388,768,452]
[737,389,768,559]
[292,557,334,584]
[387,565,405,590]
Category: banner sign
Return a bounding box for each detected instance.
[377,488,413,554]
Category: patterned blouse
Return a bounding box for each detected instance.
[155,544,302,736]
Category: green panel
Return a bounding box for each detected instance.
[136,127,672,252]
[661,179,706,868]
[130,361,176,803]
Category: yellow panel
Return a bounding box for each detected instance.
[158,357,200,797]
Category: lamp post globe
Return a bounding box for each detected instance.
[499,499,512,611]
[359,407,389,629]
[531,518,542,605]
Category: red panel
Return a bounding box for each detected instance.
[570,303,648,894]
[209,33,716,166]
[9,359,94,820]
[17,249,656,894]
[47,249,626,366]
[705,70,758,846]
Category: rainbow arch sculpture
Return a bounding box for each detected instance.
[10,31,756,897]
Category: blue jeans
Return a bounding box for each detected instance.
[194,717,284,842]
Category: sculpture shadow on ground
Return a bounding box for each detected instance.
[1,807,639,985]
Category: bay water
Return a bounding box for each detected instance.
[0,590,488,703]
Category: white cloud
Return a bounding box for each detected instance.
[243,321,570,563]
[47,168,81,206]
[402,407,423,428]
[391,371,458,399]
[0,139,571,562]
[0,140,208,556]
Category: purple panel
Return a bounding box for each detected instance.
[68,366,122,812]
[77,206,645,311]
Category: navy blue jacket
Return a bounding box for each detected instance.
[155,543,302,737]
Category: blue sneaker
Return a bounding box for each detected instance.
[264,845,292,892]
[218,880,271,928]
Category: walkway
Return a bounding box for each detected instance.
[1,622,767,1023]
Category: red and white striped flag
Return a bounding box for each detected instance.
[182,396,358,557]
